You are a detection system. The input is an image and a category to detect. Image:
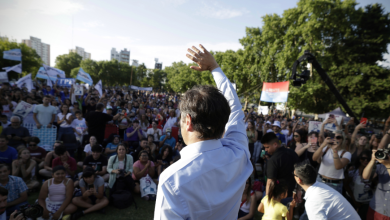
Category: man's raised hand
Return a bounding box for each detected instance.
[186,44,219,72]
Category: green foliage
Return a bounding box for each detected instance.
[0,39,43,80]
[55,52,83,77]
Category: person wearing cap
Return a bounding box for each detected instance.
[272,121,286,145]
[158,128,176,153]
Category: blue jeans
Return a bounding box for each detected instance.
[6,201,28,220]
[57,127,74,140]
[316,175,343,194]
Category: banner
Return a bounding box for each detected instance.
[43,65,65,78]
[3,49,22,61]
[129,85,153,91]
[258,105,269,115]
[76,68,93,85]
[73,84,84,96]
[308,121,322,133]
[0,72,8,83]
[57,78,75,87]
[2,63,22,74]
[324,114,343,131]
[95,80,102,97]
[260,81,289,103]
[16,73,34,92]
[13,101,34,118]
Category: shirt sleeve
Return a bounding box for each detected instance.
[267,159,277,180]
[154,180,188,220]
[212,68,249,154]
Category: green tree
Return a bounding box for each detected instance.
[55,52,83,77]
[0,39,43,80]
[240,0,390,118]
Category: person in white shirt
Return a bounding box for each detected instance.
[0,187,23,220]
[293,162,360,220]
[147,121,162,143]
[154,45,253,220]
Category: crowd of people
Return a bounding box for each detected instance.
[0,67,388,220]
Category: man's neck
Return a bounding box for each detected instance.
[43,103,49,107]
[0,177,9,185]
[0,146,8,152]
[301,183,312,192]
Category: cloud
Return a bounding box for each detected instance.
[83,21,105,28]
[200,2,249,19]
[0,0,83,16]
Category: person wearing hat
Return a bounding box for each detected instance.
[272,121,286,145]
[159,128,176,153]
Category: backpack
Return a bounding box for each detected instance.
[111,190,137,209]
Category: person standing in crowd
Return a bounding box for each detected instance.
[261,132,299,205]
[56,104,74,141]
[70,110,88,144]
[272,121,286,145]
[1,116,30,149]
[0,164,28,219]
[246,121,257,158]
[349,123,370,166]
[293,162,360,220]
[362,147,390,219]
[0,135,17,167]
[33,95,56,129]
[312,130,351,193]
[85,103,120,145]
[38,166,75,220]
[154,45,252,219]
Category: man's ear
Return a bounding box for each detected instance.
[185,114,193,132]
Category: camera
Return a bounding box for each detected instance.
[375,144,390,160]
[118,169,126,178]
[15,204,43,219]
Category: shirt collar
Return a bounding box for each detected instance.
[303,181,319,200]
[180,139,223,160]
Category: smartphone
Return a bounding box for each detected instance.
[88,184,95,189]
[360,117,368,124]
[328,132,335,139]
[329,114,335,119]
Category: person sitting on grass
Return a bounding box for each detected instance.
[83,145,109,182]
[38,166,76,220]
[39,141,62,179]
[52,145,77,180]
[69,167,109,220]
[0,164,28,219]
[132,151,155,195]
[104,135,120,157]
[107,144,134,192]
[12,148,40,191]
[27,137,46,169]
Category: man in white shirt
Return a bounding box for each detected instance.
[154,45,253,220]
[293,162,360,220]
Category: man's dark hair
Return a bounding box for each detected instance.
[180,85,230,139]
[0,186,8,196]
[29,136,41,144]
[0,115,7,119]
[44,95,51,99]
[0,135,8,141]
[96,103,105,111]
[294,162,317,185]
[54,145,67,156]
[90,98,96,102]
[140,138,148,142]
[261,133,279,145]
[75,110,82,115]
[82,166,96,178]
[0,164,9,171]
[91,145,102,153]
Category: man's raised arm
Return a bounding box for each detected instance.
[186,45,248,150]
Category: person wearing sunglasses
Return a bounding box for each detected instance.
[27,137,46,169]
[344,149,374,219]
[313,130,351,193]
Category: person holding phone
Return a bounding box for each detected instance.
[69,167,108,220]
[158,128,176,153]
[295,131,320,169]
[312,130,351,193]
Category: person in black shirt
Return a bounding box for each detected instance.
[85,103,120,144]
[261,132,299,206]
[82,145,109,182]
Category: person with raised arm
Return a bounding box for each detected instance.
[154,44,253,220]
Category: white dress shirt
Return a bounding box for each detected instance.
[305,181,360,220]
[154,67,253,220]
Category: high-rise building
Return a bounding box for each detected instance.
[22,36,50,65]
[69,46,91,60]
[111,48,130,64]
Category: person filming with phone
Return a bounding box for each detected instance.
[312,130,351,194]
[158,128,176,153]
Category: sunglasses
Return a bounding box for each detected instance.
[29,144,37,147]
[335,136,343,140]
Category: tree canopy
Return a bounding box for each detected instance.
[55,52,83,77]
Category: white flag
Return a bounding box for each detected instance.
[94,80,102,97]
[0,72,9,83]
[16,73,34,92]
[2,63,22,74]
[43,64,65,78]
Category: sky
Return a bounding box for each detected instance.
[0,0,389,69]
